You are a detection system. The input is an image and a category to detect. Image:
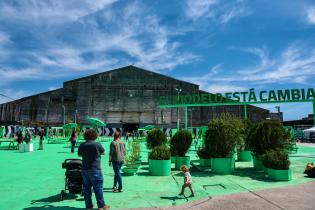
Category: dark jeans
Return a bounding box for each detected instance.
[71,141,76,153]
[112,161,123,190]
[82,169,106,209]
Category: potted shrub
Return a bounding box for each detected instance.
[146,128,167,162]
[170,130,193,169]
[262,149,292,181]
[197,148,212,167]
[131,141,141,165]
[206,113,243,174]
[149,145,171,176]
[248,120,289,170]
[238,119,253,162]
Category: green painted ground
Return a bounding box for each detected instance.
[0,139,314,210]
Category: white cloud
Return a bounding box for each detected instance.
[0,0,118,25]
[0,1,198,83]
[306,7,315,24]
[185,0,250,24]
[186,0,218,20]
[205,85,247,93]
[48,86,60,91]
[181,42,315,92]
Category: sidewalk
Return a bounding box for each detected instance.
[128,181,315,210]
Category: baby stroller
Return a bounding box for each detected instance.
[60,159,83,200]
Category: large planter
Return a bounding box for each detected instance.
[122,167,137,176]
[149,159,171,176]
[171,156,177,163]
[199,158,211,167]
[175,156,190,169]
[268,168,292,181]
[19,144,25,152]
[211,157,235,174]
[253,155,264,170]
[238,151,253,162]
[24,143,34,152]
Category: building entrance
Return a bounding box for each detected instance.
[122,123,139,134]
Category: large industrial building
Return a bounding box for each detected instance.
[0,66,269,132]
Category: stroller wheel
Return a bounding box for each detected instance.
[60,190,65,201]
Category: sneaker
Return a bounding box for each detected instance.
[189,194,195,197]
[100,205,110,210]
[118,189,123,192]
[178,193,184,196]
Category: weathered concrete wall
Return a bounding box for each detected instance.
[0,66,269,126]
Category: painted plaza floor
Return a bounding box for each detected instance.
[0,139,314,210]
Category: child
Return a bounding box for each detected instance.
[178,165,195,197]
[304,162,315,178]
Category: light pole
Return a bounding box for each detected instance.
[189,108,194,128]
[62,105,65,126]
[175,87,182,130]
[74,109,77,124]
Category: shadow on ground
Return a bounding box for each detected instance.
[31,193,77,205]
[24,205,84,210]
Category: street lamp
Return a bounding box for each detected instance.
[62,105,65,126]
[189,108,194,128]
[175,87,182,130]
[74,109,78,124]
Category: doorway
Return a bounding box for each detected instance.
[122,123,139,133]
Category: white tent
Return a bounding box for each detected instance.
[303,127,315,140]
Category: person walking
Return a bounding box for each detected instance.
[109,131,126,192]
[78,129,110,210]
[70,129,77,153]
[38,129,44,150]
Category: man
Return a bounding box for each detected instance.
[78,129,110,210]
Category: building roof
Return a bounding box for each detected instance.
[63,65,199,87]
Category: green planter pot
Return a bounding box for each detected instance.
[253,155,264,170]
[175,156,190,170]
[149,159,171,176]
[171,156,177,163]
[122,167,137,176]
[268,168,292,181]
[211,157,234,174]
[147,152,151,163]
[199,158,211,167]
[238,151,253,162]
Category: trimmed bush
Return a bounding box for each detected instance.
[240,119,253,151]
[149,146,171,160]
[262,149,290,170]
[170,130,192,157]
[248,120,290,156]
[146,128,167,149]
[205,113,244,158]
[197,148,212,159]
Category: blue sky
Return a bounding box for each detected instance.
[0,0,315,120]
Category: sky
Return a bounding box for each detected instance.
[0,0,315,120]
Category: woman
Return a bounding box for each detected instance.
[70,129,77,153]
[78,129,109,210]
[109,131,126,192]
[38,129,44,150]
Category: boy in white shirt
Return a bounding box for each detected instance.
[178,165,195,197]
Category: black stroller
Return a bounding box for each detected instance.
[60,159,83,200]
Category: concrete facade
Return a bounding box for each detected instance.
[0,66,269,127]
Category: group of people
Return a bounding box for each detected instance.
[76,128,195,210]
[15,129,45,150]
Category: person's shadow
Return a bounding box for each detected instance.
[23,205,84,210]
[30,193,78,204]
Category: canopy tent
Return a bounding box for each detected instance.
[138,125,154,131]
[87,117,106,127]
[303,127,315,141]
